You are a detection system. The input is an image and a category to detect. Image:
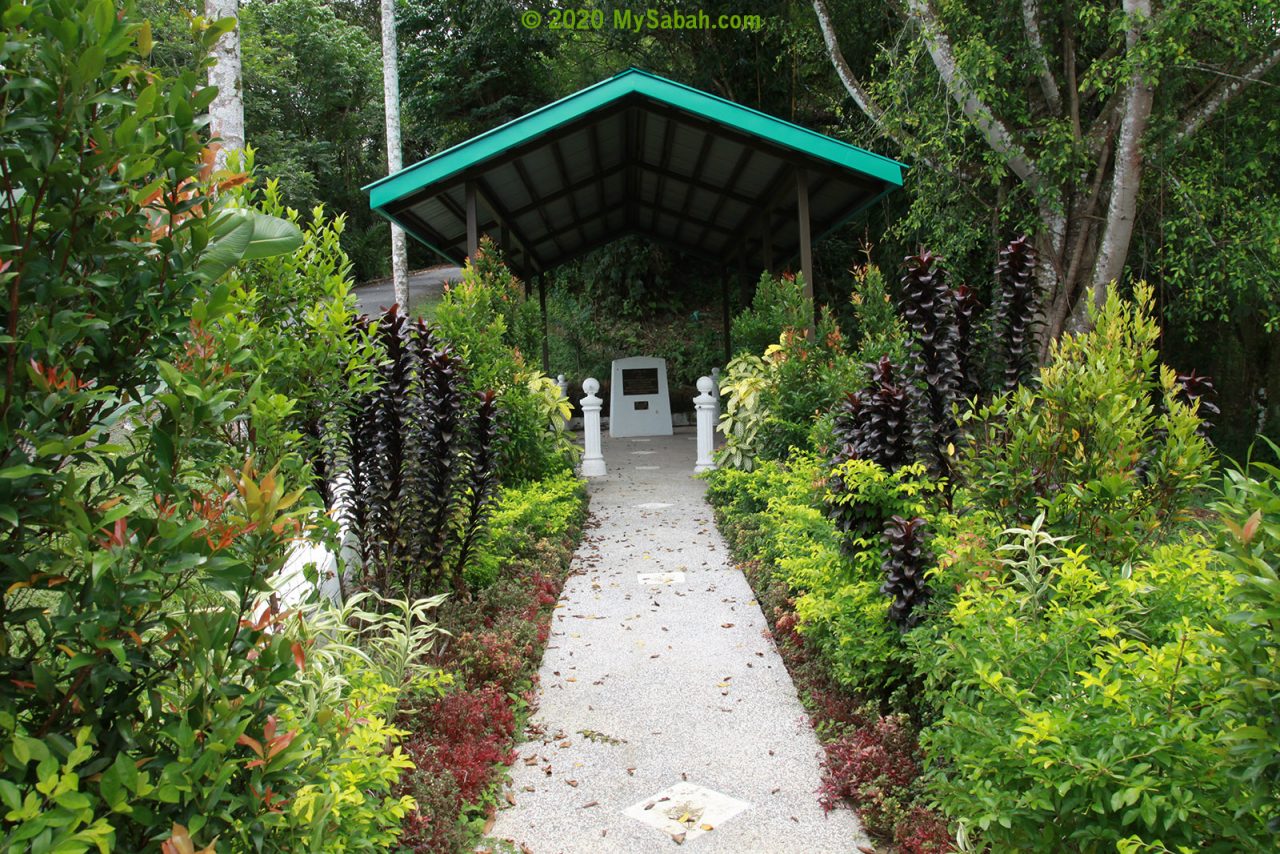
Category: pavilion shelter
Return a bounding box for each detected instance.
[365,68,905,367]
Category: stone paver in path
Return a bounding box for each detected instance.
[488,428,869,853]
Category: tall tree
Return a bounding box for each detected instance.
[205,0,243,170]
[381,0,409,308]
[812,0,1280,348]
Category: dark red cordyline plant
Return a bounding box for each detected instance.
[899,250,963,475]
[409,318,465,588]
[993,235,1039,391]
[881,515,931,629]
[341,307,499,598]
[828,357,914,549]
[832,356,913,470]
[952,284,982,397]
[1175,369,1220,440]
[450,389,501,594]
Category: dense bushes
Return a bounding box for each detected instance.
[708,261,1277,849]
[434,240,575,485]
[960,283,1212,561]
[0,6,589,852]
[716,272,876,469]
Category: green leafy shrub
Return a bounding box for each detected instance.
[715,353,771,470]
[213,169,378,505]
[732,271,813,357]
[958,283,1214,561]
[846,262,908,368]
[716,313,862,469]
[0,5,422,851]
[706,457,920,696]
[1212,451,1280,833]
[266,594,450,853]
[433,240,574,483]
[917,530,1255,850]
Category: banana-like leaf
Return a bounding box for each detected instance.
[196,208,303,283]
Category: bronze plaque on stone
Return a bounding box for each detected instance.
[621,367,659,396]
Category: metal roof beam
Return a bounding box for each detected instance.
[669,132,717,240]
[549,138,592,248]
[511,156,569,258]
[500,160,627,222]
[588,121,608,214]
[649,115,678,232]
[625,107,647,231]
[472,177,543,274]
[636,160,757,209]
[634,199,737,240]
[693,144,755,248]
[719,163,798,263]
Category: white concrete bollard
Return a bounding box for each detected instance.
[580,377,607,478]
[694,375,717,473]
[710,366,722,424]
[556,374,571,428]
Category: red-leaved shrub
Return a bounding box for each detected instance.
[819,714,921,836]
[894,805,954,853]
[407,686,516,803]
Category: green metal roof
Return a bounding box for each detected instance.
[366,68,905,276]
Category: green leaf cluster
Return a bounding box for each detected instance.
[959,282,1213,561]
[432,239,576,484]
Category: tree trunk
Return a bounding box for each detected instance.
[1076,0,1154,328]
[380,0,409,310]
[205,0,243,173]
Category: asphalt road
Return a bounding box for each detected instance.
[352,265,461,316]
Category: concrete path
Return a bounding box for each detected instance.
[488,428,869,853]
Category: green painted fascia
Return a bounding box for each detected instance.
[366,68,904,212]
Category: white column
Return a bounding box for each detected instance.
[710,366,722,425]
[694,376,717,473]
[557,374,571,428]
[580,377,607,478]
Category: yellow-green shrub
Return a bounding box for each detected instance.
[958,283,1213,562]
[916,531,1257,849]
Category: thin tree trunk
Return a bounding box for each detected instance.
[1078,0,1153,327]
[1021,0,1062,115]
[812,0,888,128]
[205,0,244,173]
[380,0,409,309]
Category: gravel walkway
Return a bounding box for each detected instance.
[487,428,870,853]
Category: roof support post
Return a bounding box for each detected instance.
[737,251,750,316]
[465,181,479,257]
[538,274,550,373]
[796,169,814,305]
